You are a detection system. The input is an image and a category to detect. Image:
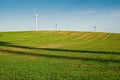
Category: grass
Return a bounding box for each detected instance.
[0,31,120,80]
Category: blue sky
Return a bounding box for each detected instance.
[0,0,120,33]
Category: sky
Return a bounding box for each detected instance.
[0,0,120,33]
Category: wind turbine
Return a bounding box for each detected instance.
[55,24,58,30]
[34,0,38,31]
[93,25,96,32]
[93,15,97,32]
[35,12,38,31]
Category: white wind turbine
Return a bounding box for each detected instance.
[35,12,38,31]
[34,0,38,31]
[93,15,97,32]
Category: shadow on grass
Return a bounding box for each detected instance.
[0,49,120,63]
[0,41,120,63]
[0,41,120,55]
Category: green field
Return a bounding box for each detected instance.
[0,31,120,80]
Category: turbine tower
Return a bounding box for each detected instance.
[35,12,38,31]
[55,24,57,30]
[93,25,96,32]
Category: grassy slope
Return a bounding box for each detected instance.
[0,31,120,80]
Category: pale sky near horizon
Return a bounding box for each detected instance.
[0,0,120,33]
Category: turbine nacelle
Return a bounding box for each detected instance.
[35,13,38,17]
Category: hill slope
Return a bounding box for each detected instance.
[0,31,120,80]
[0,31,120,52]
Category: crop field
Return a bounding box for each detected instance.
[0,31,120,80]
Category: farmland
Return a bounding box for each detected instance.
[0,31,120,80]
